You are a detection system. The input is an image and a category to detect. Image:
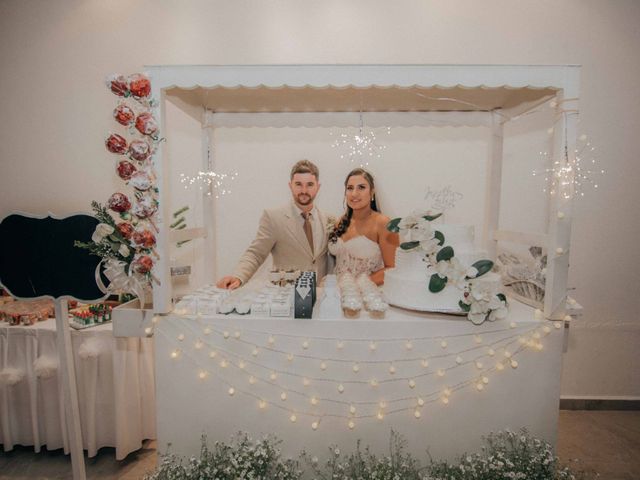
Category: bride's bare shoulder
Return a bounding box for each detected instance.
[373,212,391,226]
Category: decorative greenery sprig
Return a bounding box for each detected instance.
[74,201,133,265]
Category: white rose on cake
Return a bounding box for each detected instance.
[487,296,508,321]
[448,258,469,289]
[434,259,451,279]
[419,237,440,255]
[468,300,490,325]
[470,280,495,302]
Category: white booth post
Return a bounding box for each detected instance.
[544,87,580,320]
[481,109,505,261]
[54,299,86,480]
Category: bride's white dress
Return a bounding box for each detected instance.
[329,236,385,277]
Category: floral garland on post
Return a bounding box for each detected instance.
[75,73,160,305]
[387,212,508,325]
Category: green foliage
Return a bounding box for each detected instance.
[426,428,589,480]
[302,430,424,480]
[386,217,402,233]
[400,241,420,250]
[422,212,442,222]
[469,259,494,278]
[144,433,301,480]
[434,230,445,246]
[436,246,454,262]
[459,300,471,312]
[145,430,592,480]
[429,273,447,293]
[74,201,132,264]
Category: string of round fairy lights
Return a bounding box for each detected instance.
[218,334,525,401]
[173,321,537,392]
[176,320,539,376]
[162,326,543,429]
[163,316,562,430]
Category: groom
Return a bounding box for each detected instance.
[216,160,330,290]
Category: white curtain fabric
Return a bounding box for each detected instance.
[0,319,155,460]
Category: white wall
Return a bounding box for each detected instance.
[1,0,638,398]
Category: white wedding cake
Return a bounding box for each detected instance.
[384,223,502,314]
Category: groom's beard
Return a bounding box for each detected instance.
[296,194,314,206]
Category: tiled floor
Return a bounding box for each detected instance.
[556,410,640,480]
[1,410,639,479]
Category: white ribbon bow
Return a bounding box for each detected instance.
[96,258,148,306]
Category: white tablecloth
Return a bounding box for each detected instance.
[0,318,155,460]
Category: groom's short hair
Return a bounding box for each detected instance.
[290,160,319,180]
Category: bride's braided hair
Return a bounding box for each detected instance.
[329,168,379,243]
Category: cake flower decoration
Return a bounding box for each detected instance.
[387,211,507,325]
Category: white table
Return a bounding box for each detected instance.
[0,318,155,460]
[155,301,564,461]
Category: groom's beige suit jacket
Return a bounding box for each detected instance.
[232,202,330,285]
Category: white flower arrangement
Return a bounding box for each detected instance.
[145,430,590,480]
[387,211,507,325]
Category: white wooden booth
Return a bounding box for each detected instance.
[148,64,580,321]
[143,65,580,461]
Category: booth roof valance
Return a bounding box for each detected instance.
[147,65,577,118]
[164,84,558,115]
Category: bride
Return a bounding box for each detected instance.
[329,168,399,285]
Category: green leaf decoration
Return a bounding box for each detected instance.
[387,217,402,233]
[469,259,494,278]
[434,230,445,246]
[497,293,507,303]
[458,300,471,312]
[436,246,454,262]
[400,241,420,250]
[423,212,442,222]
[429,274,447,293]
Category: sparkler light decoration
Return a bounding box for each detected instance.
[331,112,390,167]
[533,133,604,199]
[180,170,239,198]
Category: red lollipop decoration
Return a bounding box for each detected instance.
[116,160,137,180]
[132,229,156,249]
[135,112,158,136]
[106,133,128,154]
[131,195,157,219]
[107,193,131,213]
[132,254,153,274]
[128,73,151,98]
[117,222,135,240]
[113,104,135,126]
[128,139,151,161]
[106,74,129,97]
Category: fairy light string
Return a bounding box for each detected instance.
[160,316,560,428]
[162,326,547,424]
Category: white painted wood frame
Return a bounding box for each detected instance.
[147,65,581,319]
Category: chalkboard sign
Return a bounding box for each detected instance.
[0,213,108,301]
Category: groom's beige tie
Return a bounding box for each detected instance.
[301,212,314,254]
